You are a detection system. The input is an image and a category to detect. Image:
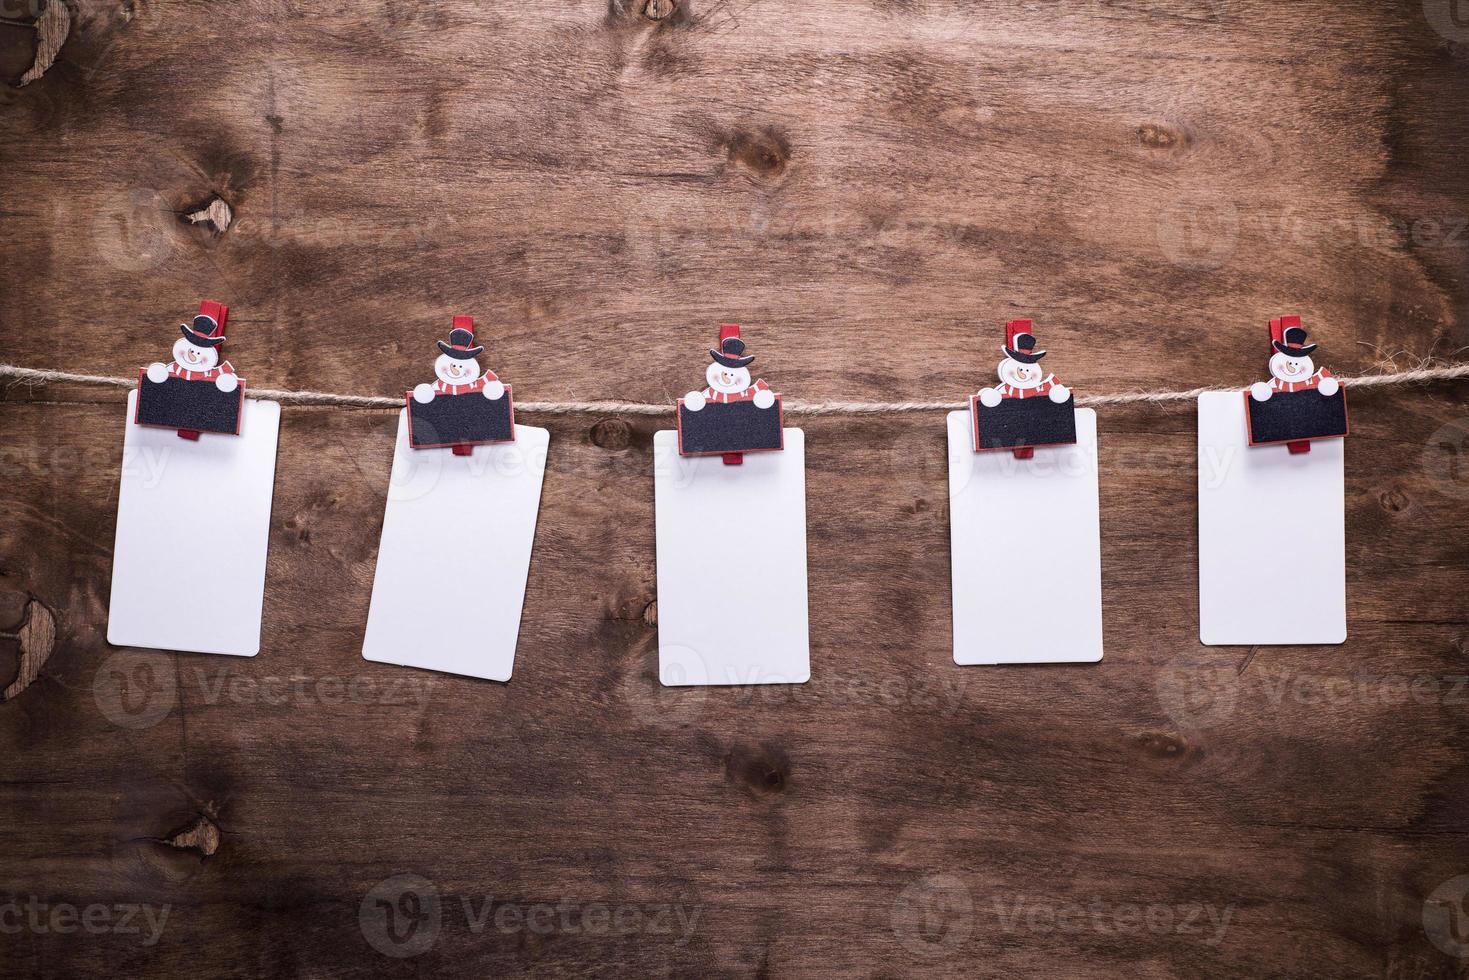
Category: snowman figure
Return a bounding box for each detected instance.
[145,310,238,393]
[976,320,1071,408]
[683,324,777,412]
[411,319,506,404]
[1250,317,1338,402]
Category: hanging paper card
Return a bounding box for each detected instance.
[1198,391,1346,644]
[107,302,279,655]
[363,320,547,681]
[948,321,1101,664]
[655,325,808,686]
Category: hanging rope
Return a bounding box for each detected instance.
[2,361,1467,417]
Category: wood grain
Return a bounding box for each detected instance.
[3,0,1469,976]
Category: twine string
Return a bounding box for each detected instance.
[2,362,1467,417]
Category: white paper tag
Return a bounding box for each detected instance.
[362,412,549,681]
[653,429,810,686]
[108,390,280,656]
[946,408,1103,664]
[1198,392,1346,644]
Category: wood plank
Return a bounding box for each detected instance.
[2,0,1468,976]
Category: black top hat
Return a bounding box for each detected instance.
[1272,326,1318,358]
[1003,332,1046,364]
[710,336,755,369]
[180,314,226,348]
[437,327,484,360]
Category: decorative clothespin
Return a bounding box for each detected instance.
[1244,316,1348,454]
[137,300,243,439]
[971,319,1077,458]
[406,315,515,454]
[677,324,784,464]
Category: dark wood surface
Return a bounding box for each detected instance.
[4,1,1469,976]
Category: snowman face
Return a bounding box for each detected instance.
[706,362,751,394]
[1269,351,1315,383]
[172,337,219,372]
[998,357,1044,390]
[435,353,482,386]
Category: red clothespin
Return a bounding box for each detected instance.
[1269,317,1310,454]
[177,300,230,440]
[450,315,476,456]
[1007,320,1034,460]
[719,324,744,466]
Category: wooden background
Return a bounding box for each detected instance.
[3,0,1469,975]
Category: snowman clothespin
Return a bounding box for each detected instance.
[971,319,1076,458]
[406,315,515,455]
[1244,316,1348,454]
[677,324,783,464]
[136,300,244,439]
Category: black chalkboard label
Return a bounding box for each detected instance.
[134,372,244,435]
[407,389,516,448]
[1245,387,1348,445]
[971,395,1077,452]
[677,397,785,455]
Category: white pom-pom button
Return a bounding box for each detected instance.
[215,373,238,393]
[1318,376,1339,397]
[1250,382,1273,402]
[412,383,435,404]
[753,389,775,409]
[684,391,706,411]
[978,388,1002,408]
[1048,384,1070,404]
[146,363,168,384]
[483,380,505,400]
